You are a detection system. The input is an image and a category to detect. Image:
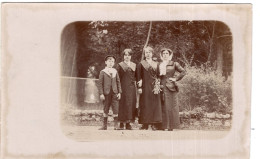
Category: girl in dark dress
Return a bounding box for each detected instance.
[159,48,186,130]
[117,49,137,130]
[136,46,162,130]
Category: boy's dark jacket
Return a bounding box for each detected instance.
[98,68,122,95]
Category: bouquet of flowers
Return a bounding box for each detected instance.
[152,78,162,94]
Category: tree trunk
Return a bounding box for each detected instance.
[216,43,223,74]
[141,21,152,60]
[207,21,216,64]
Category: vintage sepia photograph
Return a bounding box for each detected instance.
[61,21,233,140]
[1,3,251,159]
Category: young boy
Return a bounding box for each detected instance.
[98,55,122,130]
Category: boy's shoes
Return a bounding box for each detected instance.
[99,117,108,130]
[113,117,120,130]
[125,123,133,130]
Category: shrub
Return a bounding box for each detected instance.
[178,65,232,114]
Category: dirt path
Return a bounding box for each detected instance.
[61,125,229,142]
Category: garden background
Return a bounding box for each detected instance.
[60,21,232,130]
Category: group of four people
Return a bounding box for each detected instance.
[97,46,186,131]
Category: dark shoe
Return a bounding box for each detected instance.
[119,123,124,130]
[139,124,148,130]
[151,124,158,131]
[99,117,108,130]
[168,129,173,131]
[125,123,133,130]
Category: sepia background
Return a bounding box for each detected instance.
[61,21,233,133]
[1,3,251,159]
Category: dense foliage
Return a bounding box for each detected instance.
[178,65,232,114]
[61,21,232,79]
[61,21,233,115]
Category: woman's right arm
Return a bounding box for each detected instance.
[116,64,122,79]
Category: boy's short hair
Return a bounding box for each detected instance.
[104,55,116,62]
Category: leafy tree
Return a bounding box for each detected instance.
[61,21,232,78]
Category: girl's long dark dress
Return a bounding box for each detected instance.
[117,62,137,122]
[136,60,162,124]
[160,61,185,129]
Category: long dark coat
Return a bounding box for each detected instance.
[117,62,137,122]
[136,60,162,124]
[160,61,185,129]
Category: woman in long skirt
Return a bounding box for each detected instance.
[159,48,186,130]
[136,46,162,130]
[117,49,137,130]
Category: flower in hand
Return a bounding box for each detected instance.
[152,78,162,94]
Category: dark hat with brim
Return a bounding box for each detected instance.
[104,55,116,61]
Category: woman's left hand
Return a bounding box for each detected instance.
[117,93,121,100]
[169,78,176,82]
[137,80,142,87]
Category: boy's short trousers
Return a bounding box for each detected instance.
[103,91,119,114]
